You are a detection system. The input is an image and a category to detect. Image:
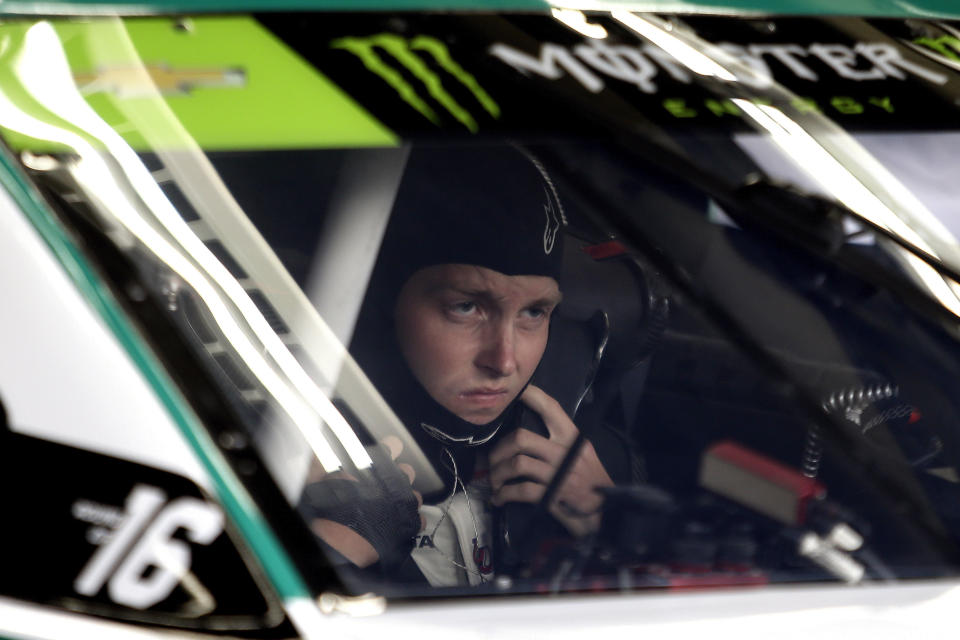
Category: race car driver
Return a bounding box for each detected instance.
[299,144,626,587]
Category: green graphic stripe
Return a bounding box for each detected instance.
[1,17,397,152]
[0,148,310,601]
[119,17,397,149]
[0,0,960,19]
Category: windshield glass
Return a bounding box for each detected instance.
[6,10,960,601]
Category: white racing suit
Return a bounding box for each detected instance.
[411,469,495,587]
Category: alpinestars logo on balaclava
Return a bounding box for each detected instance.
[543,186,561,255]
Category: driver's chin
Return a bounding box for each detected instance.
[459,410,502,425]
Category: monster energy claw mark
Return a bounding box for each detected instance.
[331,34,500,133]
[913,35,960,62]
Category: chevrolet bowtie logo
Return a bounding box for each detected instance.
[73,65,246,97]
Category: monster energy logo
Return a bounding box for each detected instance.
[331,34,500,133]
[913,35,960,63]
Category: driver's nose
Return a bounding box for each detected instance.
[475,320,517,378]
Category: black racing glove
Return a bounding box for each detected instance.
[299,445,420,569]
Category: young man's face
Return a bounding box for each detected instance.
[395,264,562,425]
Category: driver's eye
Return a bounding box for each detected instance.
[448,301,478,316]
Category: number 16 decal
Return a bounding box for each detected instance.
[74,484,224,609]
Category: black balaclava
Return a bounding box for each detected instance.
[349,144,566,495]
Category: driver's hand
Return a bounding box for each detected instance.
[302,436,424,568]
[489,385,613,537]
